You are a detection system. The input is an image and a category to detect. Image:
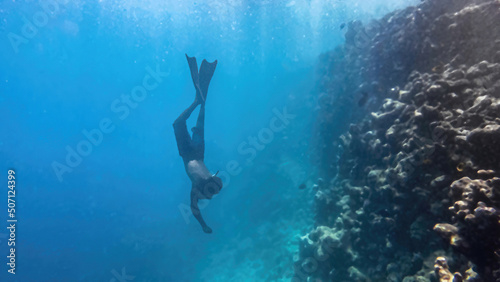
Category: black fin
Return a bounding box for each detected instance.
[185,54,200,90]
[199,59,218,100]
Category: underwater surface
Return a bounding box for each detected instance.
[2,0,500,281]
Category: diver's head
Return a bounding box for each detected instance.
[211,170,223,192]
[202,171,223,199]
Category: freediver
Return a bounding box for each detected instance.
[173,54,223,234]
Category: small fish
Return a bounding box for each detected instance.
[432,62,445,73]
[358,91,369,107]
[299,183,307,190]
[340,23,346,30]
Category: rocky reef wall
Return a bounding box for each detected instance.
[300,0,500,281]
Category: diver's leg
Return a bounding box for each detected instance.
[191,103,205,160]
[174,101,198,124]
[195,103,205,136]
[173,101,199,158]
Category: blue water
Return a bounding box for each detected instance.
[0,1,416,281]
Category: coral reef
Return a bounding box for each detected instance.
[434,257,464,282]
[294,225,352,281]
[314,0,500,176]
[435,177,500,280]
[300,0,500,281]
[434,256,479,282]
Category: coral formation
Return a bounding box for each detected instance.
[299,0,500,280]
[434,257,463,282]
[433,256,479,282]
[435,177,500,281]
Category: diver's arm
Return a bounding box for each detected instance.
[190,190,212,234]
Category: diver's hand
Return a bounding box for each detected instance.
[202,225,212,234]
